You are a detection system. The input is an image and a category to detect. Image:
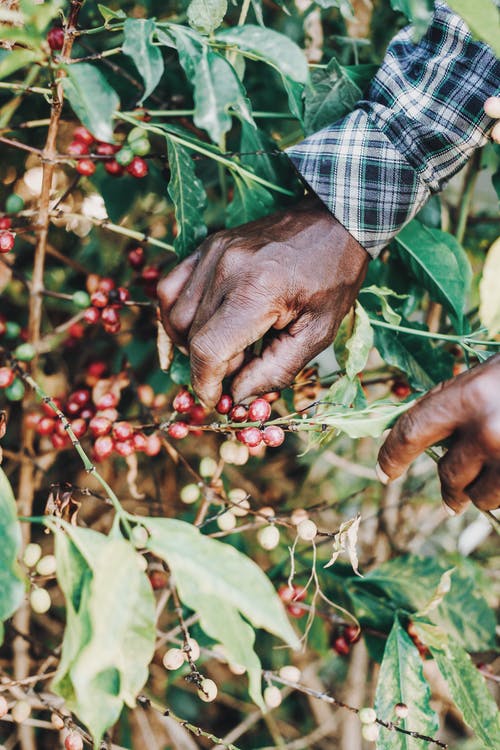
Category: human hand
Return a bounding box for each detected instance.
[484,96,500,143]
[158,198,368,407]
[377,354,500,514]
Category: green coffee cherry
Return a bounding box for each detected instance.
[115,147,134,166]
[130,137,150,156]
[5,321,21,339]
[14,342,36,361]
[5,379,25,401]
[6,194,24,213]
[72,290,91,309]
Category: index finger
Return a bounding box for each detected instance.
[377,382,464,481]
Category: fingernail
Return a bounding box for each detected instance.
[375,462,390,485]
[442,503,456,517]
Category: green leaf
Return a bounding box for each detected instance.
[62,63,119,143]
[375,618,438,749]
[304,57,361,135]
[319,399,414,439]
[217,25,309,84]
[345,302,373,380]
[0,49,39,79]
[360,285,406,326]
[166,136,207,258]
[395,221,472,332]
[123,19,164,105]
[143,517,299,705]
[479,237,500,336]
[0,467,24,644]
[373,319,454,391]
[415,622,500,750]
[226,175,274,228]
[169,349,191,384]
[390,0,434,35]
[187,0,227,35]
[446,0,500,57]
[53,526,155,748]
[97,4,126,23]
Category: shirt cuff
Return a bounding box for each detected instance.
[286,108,430,258]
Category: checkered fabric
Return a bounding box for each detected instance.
[286,2,500,257]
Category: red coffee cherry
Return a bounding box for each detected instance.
[188,404,206,425]
[83,306,100,324]
[90,290,108,309]
[230,404,248,423]
[278,584,307,605]
[141,266,160,283]
[248,398,271,423]
[37,416,57,435]
[104,159,123,176]
[66,400,81,416]
[115,440,134,457]
[287,603,307,618]
[95,391,118,410]
[67,140,89,156]
[391,380,411,398]
[344,624,360,644]
[70,389,90,407]
[333,636,350,656]
[96,142,117,156]
[64,731,84,750]
[0,217,12,230]
[173,389,195,414]
[73,126,94,146]
[127,156,148,178]
[262,425,285,447]
[101,306,120,327]
[0,367,15,388]
[52,432,70,449]
[76,158,96,176]
[236,427,262,448]
[0,232,15,253]
[145,433,162,456]
[263,391,280,403]
[42,397,62,417]
[87,361,107,378]
[216,394,233,414]
[47,26,64,51]
[117,287,130,304]
[128,247,145,269]
[98,277,115,293]
[70,418,87,439]
[89,416,112,437]
[113,421,134,442]
[167,422,189,439]
[132,432,148,451]
[94,435,114,460]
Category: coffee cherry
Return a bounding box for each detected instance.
[51,432,70,449]
[65,732,84,750]
[94,435,114,460]
[344,624,360,643]
[167,422,189,439]
[128,246,145,269]
[219,440,249,465]
[0,367,15,388]
[83,306,100,325]
[112,421,133,443]
[127,156,148,178]
[262,425,285,447]
[198,678,217,703]
[248,398,271,423]
[115,440,134,457]
[96,142,117,156]
[76,158,96,176]
[333,635,350,656]
[264,685,282,709]
[237,427,262,447]
[72,290,91,309]
[47,26,64,50]
[70,418,87,439]
[130,136,151,156]
[23,543,42,568]
[0,231,15,253]
[131,525,149,548]
[90,290,108,309]
[95,391,118,410]
[359,707,377,725]
[73,126,94,145]
[36,554,57,576]
[104,159,123,176]
[217,510,237,531]
[67,140,88,156]
[51,712,65,730]
[89,416,112,437]
[5,379,25,401]
[141,265,160,283]
[0,217,12,230]
[145,433,162,456]
[394,702,409,719]
[279,665,301,683]
[185,637,200,660]
[361,723,379,742]
[391,380,411,398]
[199,456,218,477]
[257,525,280,550]
[14,343,35,362]
[297,519,317,541]
[163,648,185,671]
[180,483,201,504]
[149,569,167,590]
[229,489,250,517]
[230,404,248,422]
[11,699,31,723]
[4,320,21,338]
[263,390,280,403]
[215,394,233,414]
[278,585,307,605]
[37,416,56,435]
[173,389,195,414]
[132,432,148,452]
[66,400,81,417]
[115,147,134,166]
[30,587,51,614]
[188,404,206,425]
[0,694,8,718]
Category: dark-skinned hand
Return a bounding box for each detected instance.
[158,197,368,407]
[377,353,500,514]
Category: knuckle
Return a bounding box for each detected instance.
[189,335,219,369]
[479,416,500,454]
[438,461,461,490]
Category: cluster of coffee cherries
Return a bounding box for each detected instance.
[330,623,361,656]
[0,342,36,401]
[127,246,162,298]
[0,692,82,748]
[167,388,286,450]
[81,275,130,334]
[0,215,15,254]
[26,384,161,460]
[65,123,150,179]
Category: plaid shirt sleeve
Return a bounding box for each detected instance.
[286,2,500,257]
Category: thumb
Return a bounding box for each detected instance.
[232,317,328,403]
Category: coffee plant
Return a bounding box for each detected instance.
[0,0,499,748]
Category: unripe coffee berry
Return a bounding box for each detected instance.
[115,147,134,166]
[199,456,218,477]
[14,342,36,361]
[163,648,185,671]
[394,702,409,719]
[359,707,377,724]
[30,587,51,614]
[0,231,15,253]
[72,291,91,309]
[257,525,280,550]
[219,440,249,465]
[0,695,8,719]
[297,519,317,541]
[262,425,285,447]
[11,699,31,723]
[217,510,237,531]
[361,723,379,742]
[263,685,282,709]
[173,389,195,413]
[5,379,25,401]
[130,136,150,156]
[229,489,250,517]
[198,678,217,702]
[130,525,149,548]
[215,394,233,414]
[248,398,271,423]
[51,712,65,730]
[185,637,200,660]
[36,554,57,576]
[64,732,84,750]
[23,543,42,568]
[167,421,189,439]
[279,665,301,682]
[180,483,201,504]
